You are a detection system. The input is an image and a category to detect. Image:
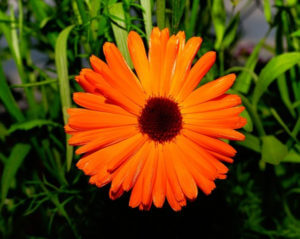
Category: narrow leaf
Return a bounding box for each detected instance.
[0,62,24,122]
[109,3,133,68]
[262,0,272,24]
[234,38,265,93]
[282,150,300,163]
[253,52,300,106]
[261,135,288,165]
[212,0,226,50]
[1,144,31,204]
[8,119,61,134]
[140,0,152,41]
[236,132,261,153]
[55,25,74,171]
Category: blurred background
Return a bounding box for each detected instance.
[0,0,300,238]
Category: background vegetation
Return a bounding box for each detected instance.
[0,0,300,238]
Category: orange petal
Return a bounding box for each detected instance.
[177,51,216,101]
[107,134,147,173]
[184,106,245,120]
[75,126,139,155]
[127,31,151,93]
[122,141,152,191]
[169,37,202,98]
[90,55,146,106]
[67,108,137,130]
[182,129,237,157]
[166,180,182,211]
[69,126,136,146]
[102,43,145,103]
[183,74,236,108]
[168,142,198,200]
[109,186,124,200]
[207,150,234,163]
[148,27,162,94]
[185,124,245,141]
[89,170,112,188]
[77,133,144,176]
[65,124,77,135]
[176,135,218,180]
[176,31,186,58]
[160,35,179,96]
[163,143,185,203]
[129,170,143,208]
[181,94,241,114]
[142,142,158,207]
[184,116,247,129]
[152,144,166,208]
[73,92,134,116]
[83,70,141,115]
[175,137,217,195]
[75,72,98,93]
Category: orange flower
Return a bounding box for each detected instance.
[65,27,246,211]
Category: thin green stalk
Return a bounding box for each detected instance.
[186,0,199,38]
[225,66,259,83]
[156,0,165,29]
[11,79,57,88]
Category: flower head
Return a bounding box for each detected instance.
[65,27,246,211]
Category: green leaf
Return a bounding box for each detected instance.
[262,0,272,24]
[8,119,61,134]
[212,0,226,50]
[261,135,288,165]
[253,52,300,106]
[171,0,185,33]
[236,132,261,153]
[270,108,298,143]
[55,25,74,171]
[109,3,133,68]
[291,29,300,37]
[0,122,7,142]
[282,150,300,163]
[234,38,265,93]
[185,0,200,38]
[0,62,25,122]
[277,74,296,117]
[240,109,253,132]
[156,0,165,30]
[1,144,31,205]
[222,12,240,48]
[140,0,152,42]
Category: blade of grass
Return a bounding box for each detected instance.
[253,52,300,107]
[55,25,75,171]
[156,0,165,30]
[108,3,132,68]
[7,119,61,135]
[140,0,152,41]
[185,0,199,38]
[233,38,265,93]
[262,0,272,24]
[1,143,31,207]
[0,62,25,122]
[270,108,298,143]
[11,79,57,88]
[211,0,226,50]
[171,0,185,33]
[0,9,37,114]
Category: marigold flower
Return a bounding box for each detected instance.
[65,27,246,211]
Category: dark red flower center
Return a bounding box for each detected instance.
[138,97,183,143]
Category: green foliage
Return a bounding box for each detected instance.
[0,0,300,238]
